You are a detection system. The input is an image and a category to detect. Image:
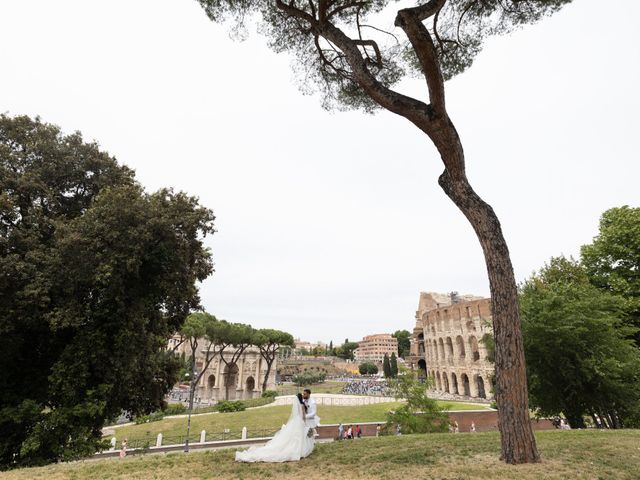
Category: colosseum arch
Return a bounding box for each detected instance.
[476,375,486,399]
[417,359,426,376]
[455,335,466,360]
[450,372,459,394]
[460,373,471,396]
[417,332,425,356]
[442,372,450,393]
[469,336,480,361]
[445,337,454,362]
[207,374,216,390]
[436,371,442,390]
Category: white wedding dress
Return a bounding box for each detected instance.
[235,401,314,462]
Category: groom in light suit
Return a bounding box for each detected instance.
[302,389,320,436]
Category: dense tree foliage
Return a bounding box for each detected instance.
[358,362,378,375]
[0,115,215,467]
[392,330,411,358]
[254,328,295,392]
[581,206,640,344]
[335,341,359,360]
[390,352,398,377]
[520,257,640,429]
[382,353,391,378]
[386,368,448,434]
[196,0,575,463]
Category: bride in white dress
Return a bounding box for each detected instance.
[235,394,315,462]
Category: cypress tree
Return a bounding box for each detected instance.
[383,354,391,378]
[390,352,398,378]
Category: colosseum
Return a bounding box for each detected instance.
[405,292,495,401]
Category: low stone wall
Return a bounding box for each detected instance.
[317,411,555,438]
[274,394,397,407]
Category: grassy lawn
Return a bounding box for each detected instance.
[111,400,484,444]
[4,430,639,479]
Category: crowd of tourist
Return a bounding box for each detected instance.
[340,379,391,396]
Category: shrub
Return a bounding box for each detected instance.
[216,401,246,413]
[133,410,165,424]
[292,372,326,386]
[262,390,278,398]
[163,403,187,416]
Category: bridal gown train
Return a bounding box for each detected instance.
[235,401,314,462]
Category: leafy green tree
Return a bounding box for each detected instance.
[386,367,448,434]
[218,322,256,400]
[358,362,378,375]
[196,0,576,463]
[481,333,495,364]
[382,354,391,378]
[254,328,295,392]
[581,206,640,344]
[520,256,640,429]
[336,341,359,361]
[390,352,399,377]
[0,115,215,467]
[392,330,411,358]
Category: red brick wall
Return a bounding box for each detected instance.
[317,411,554,438]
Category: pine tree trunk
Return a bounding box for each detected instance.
[438,169,540,464]
[262,359,273,393]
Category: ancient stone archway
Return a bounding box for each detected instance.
[456,335,466,360]
[207,374,216,398]
[461,373,471,396]
[443,373,450,393]
[438,338,445,359]
[476,375,486,399]
[445,337,454,362]
[245,376,255,399]
[436,371,442,390]
[451,372,459,394]
[469,336,480,361]
[417,359,426,374]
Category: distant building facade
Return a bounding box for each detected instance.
[170,336,276,401]
[406,292,495,400]
[293,338,328,355]
[354,333,398,363]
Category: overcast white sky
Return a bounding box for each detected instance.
[1,0,638,343]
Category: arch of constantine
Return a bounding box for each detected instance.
[406,292,495,401]
[169,338,276,401]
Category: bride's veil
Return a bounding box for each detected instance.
[287,397,302,423]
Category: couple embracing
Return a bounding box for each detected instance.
[235,389,320,463]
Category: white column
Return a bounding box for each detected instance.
[254,355,262,391]
[200,430,206,443]
[237,355,245,391]
[242,426,247,440]
[156,433,163,447]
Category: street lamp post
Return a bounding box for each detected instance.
[184,366,198,452]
